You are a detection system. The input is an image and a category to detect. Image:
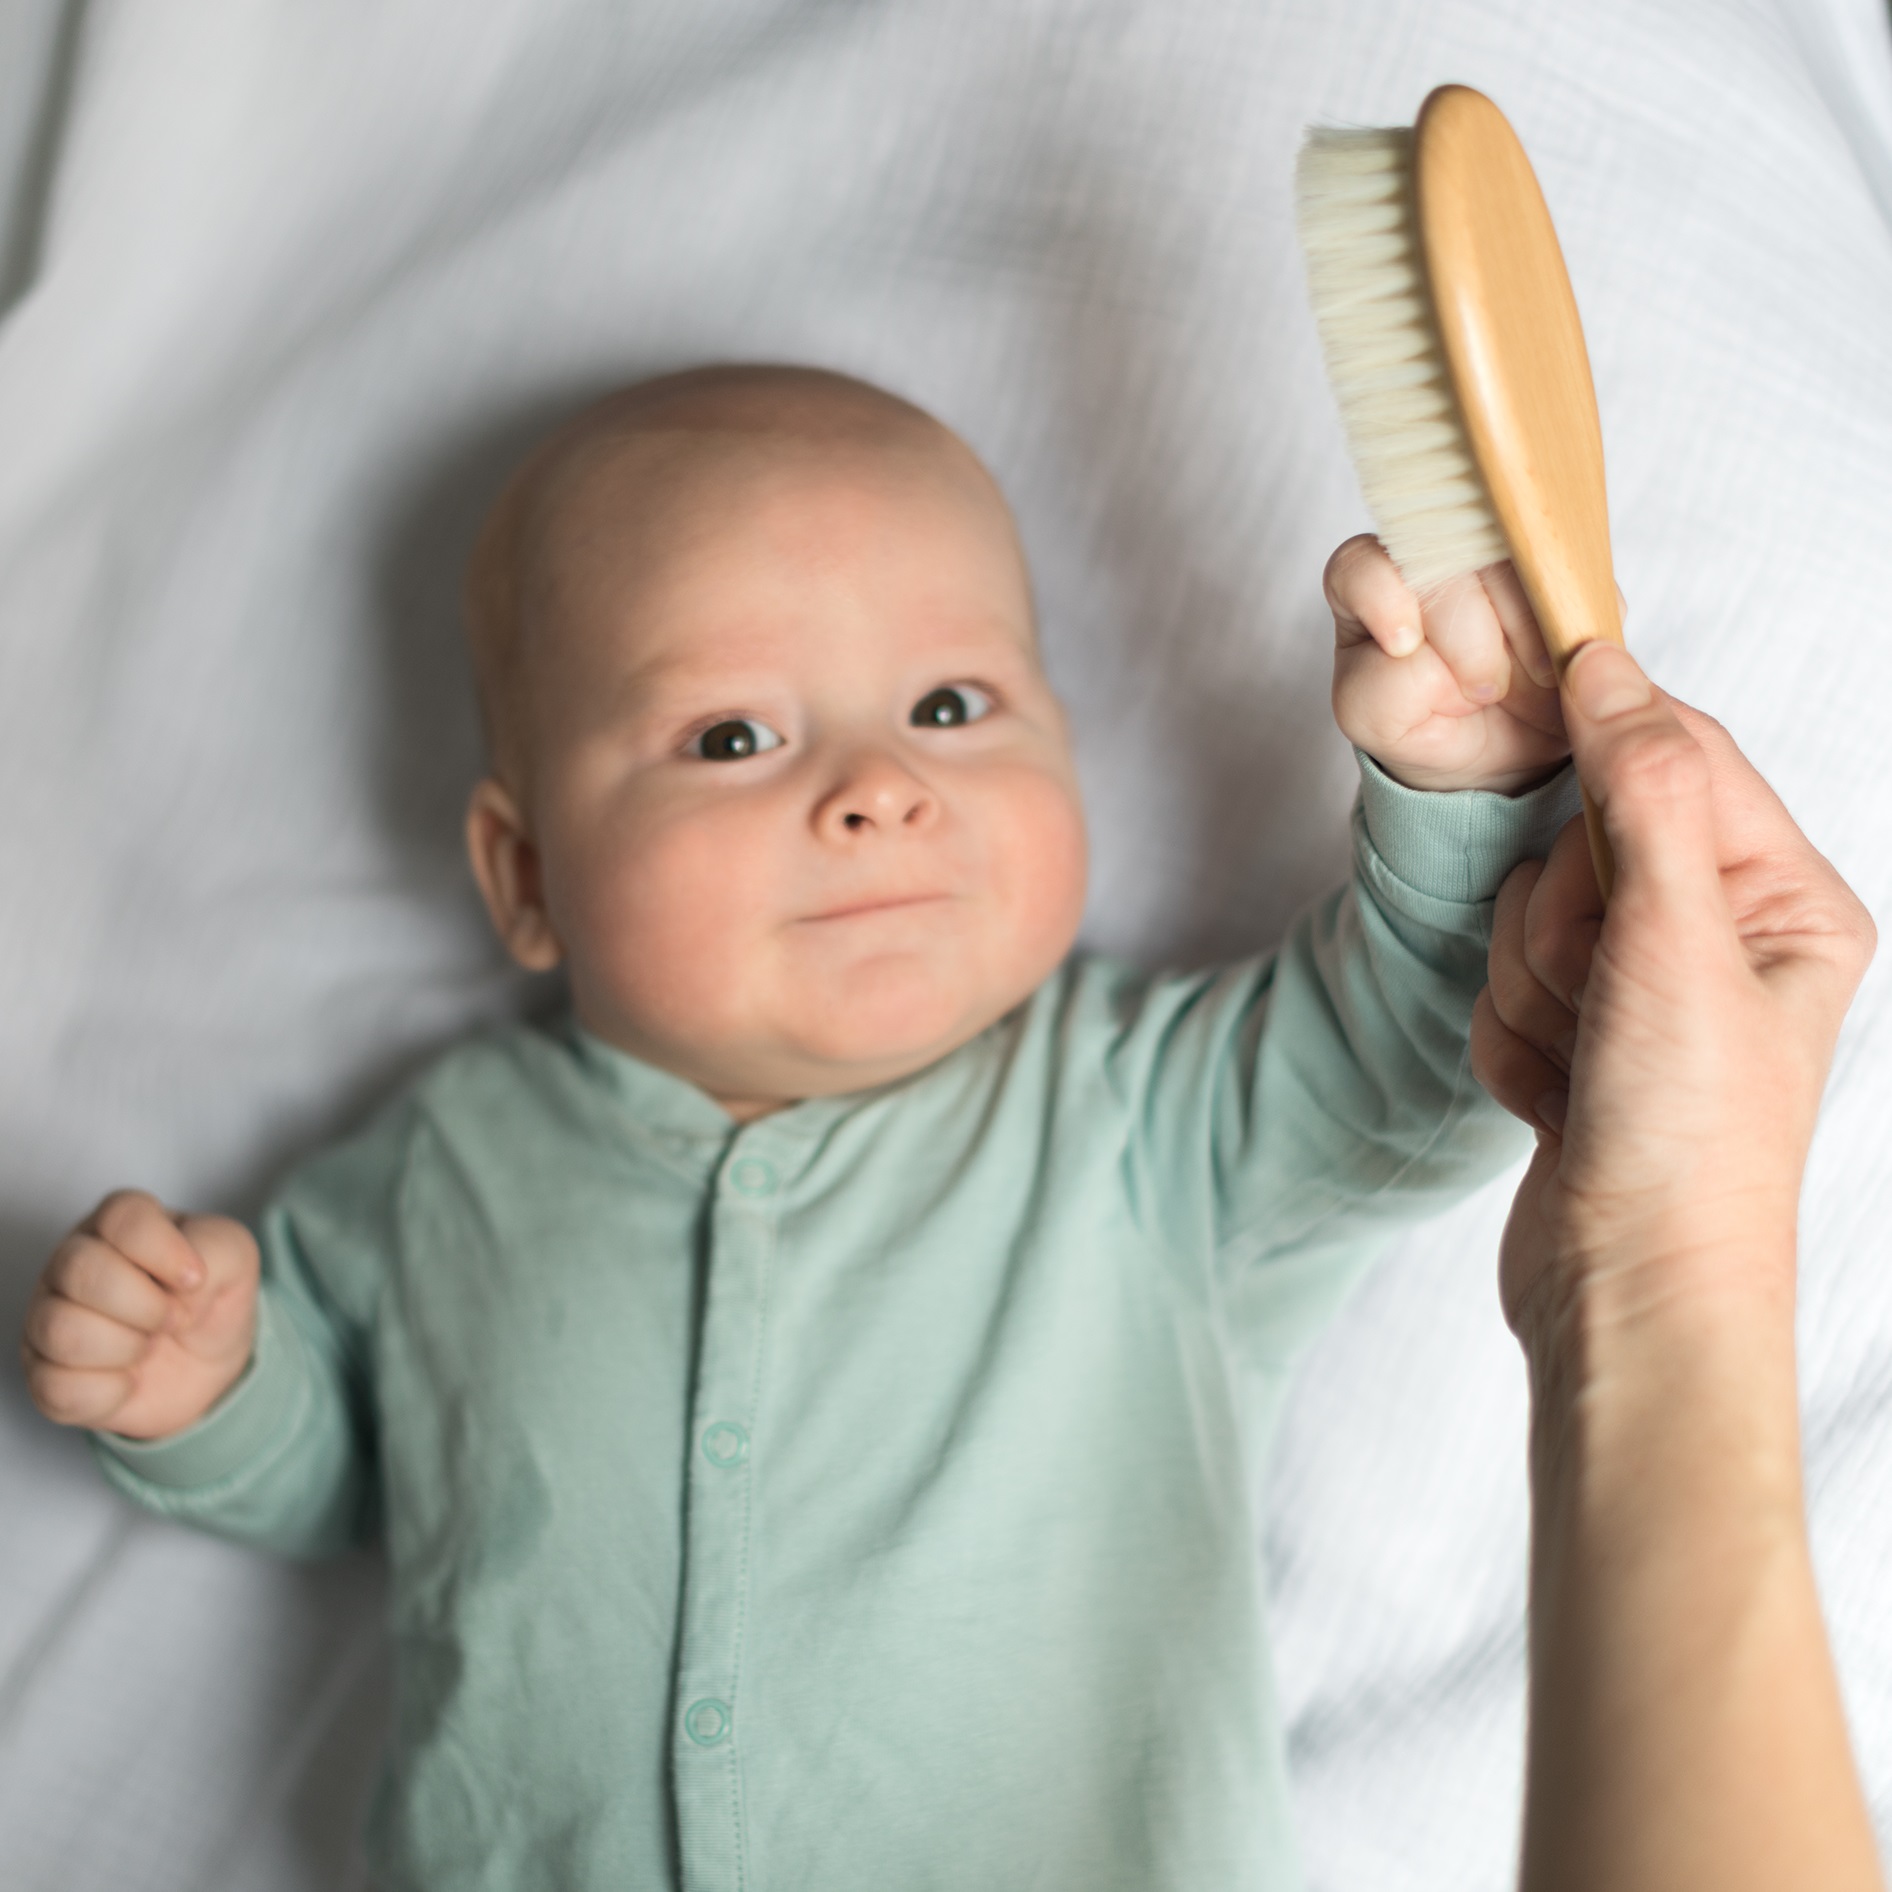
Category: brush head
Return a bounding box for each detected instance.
[1294,126,1508,591]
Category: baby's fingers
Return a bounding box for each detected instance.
[23,1291,153,1370]
[1478,561,1556,690]
[1419,570,1512,706]
[83,1190,206,1294]
[19,1353,134,1429]
[170,1214,261,1359]
[1325,535,1423,658]
[44,1233,178,1333]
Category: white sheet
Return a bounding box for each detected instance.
[2,2,1889,1886]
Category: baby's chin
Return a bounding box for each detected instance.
[603,964,1036,1112]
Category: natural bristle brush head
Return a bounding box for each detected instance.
[1294,85,1626,899]
[1293,128,1509,591]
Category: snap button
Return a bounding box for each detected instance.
[684,1698,731,1746]
[701,1421,749,1468]
[729,1157,777,1198]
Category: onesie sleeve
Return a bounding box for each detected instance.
[1101,753,1582,1364]
[88,1100,412,1558]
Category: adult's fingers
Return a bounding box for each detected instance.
[44,1235,176,1333]
[84,1190,206,1294]
[1519,819,1604,1014]
[1472,986,1568,1134]
[1325,535,1424,658]
[1487,859,1580,1070]
[1569,668,1871,1001]
[1669,703,1875,969]
[1561,645,1727,931]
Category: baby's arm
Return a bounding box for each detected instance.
[22,1155,385,1557]
[1099,543,1581,1350]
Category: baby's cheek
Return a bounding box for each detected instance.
[986,768,1088,975]
[562,806,775,1038]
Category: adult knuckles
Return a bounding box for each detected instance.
[1600,720,1712,817]
[1841,894,1878,980]
[1484,938,1541,1035]
[1469,990,1505,1087]
[1470,990,1542,1115]
[1524,895,1597,1003]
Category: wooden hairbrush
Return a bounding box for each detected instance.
[1295,83,1624,898]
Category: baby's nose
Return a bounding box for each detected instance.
[813,753,938,839]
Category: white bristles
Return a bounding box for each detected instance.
[1294,127,1509,589]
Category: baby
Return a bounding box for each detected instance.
[23,366,1579,1890]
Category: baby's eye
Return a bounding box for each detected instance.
[690,718,784,762]
[910,684,994,729]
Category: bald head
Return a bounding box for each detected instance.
[463,365,1029,785]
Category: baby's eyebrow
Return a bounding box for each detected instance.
[591,655,777,726]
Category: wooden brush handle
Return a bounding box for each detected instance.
[1414,85,1623,902]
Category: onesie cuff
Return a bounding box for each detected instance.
[90,1289,311,1492]
[1353,751,1583,907]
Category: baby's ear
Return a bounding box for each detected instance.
[464,778,563,972]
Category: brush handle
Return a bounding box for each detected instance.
[1414,85,1622,902]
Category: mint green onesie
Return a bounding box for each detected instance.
[94,758,1577,1892]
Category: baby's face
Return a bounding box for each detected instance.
[477,422,1087,1116]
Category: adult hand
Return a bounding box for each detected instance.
[1469,641,1881,1892]
[1473,642,1874,1349]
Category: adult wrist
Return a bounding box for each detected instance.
[1520,1239,1806,1526]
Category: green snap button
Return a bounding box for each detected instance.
[684,1698,731,1746]
[729,1158,777,1197]
[702,1421,748,1468]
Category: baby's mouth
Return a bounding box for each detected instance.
[799,892,953,923]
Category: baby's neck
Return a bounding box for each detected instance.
[713,1093,793,1124]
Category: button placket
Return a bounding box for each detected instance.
[671,1136,786,1891]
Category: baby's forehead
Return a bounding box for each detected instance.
[525,401,1003,579]
[465,368,1031,769]
[527,408,1028,641]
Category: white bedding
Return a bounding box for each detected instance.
[1,2,1889,1886]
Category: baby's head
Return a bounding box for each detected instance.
[463,366,1088,1119]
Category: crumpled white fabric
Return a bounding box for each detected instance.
[1,2,1888,1886]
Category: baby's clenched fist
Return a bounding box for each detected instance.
[21,1190,258,1441]
[1327,535,1571,795]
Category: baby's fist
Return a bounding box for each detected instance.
[22,1190,258,1441]
[1327,535,1570,794]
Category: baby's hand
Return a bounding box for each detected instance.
[21,1191,258,1440]
[1327,535,1570,794]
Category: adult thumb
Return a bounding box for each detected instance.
[1562,643,1725,927]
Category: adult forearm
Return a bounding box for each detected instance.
[1517,1258,1882,1892]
